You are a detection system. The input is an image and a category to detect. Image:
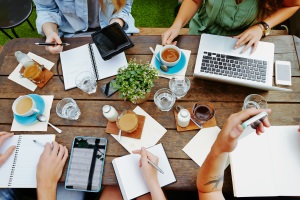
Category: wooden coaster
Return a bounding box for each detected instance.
[105,115,146,139]
[19,60,54,89]
[174,108,217,132]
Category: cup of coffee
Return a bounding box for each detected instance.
[192,102,215,125]
[12,95,40,117]
[160,45,181,67]
[116,110,138,133]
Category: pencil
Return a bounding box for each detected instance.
[147,159,164,174]
[33,139,46,147]
[35,42,70,46]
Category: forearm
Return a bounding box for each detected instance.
[37,184,57,200]
[147,180,166,200]
[197,145,227,199]
[42,22,59,38]
[171,0,202,29]
[263,6,299,28]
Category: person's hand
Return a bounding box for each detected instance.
[132,147,159,187]
[161,26,181,46]
[109,18,125,28]
[0,132,16,166]
[212,108,271,154]
[233,25,264,54]
[36,141,68,199]
[45,32,63,54]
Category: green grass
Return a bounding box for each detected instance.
[0,0,178,46]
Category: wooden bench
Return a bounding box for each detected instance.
[136,27,288,36]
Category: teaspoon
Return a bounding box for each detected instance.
[149,47,168,72]
[36,114,62,133]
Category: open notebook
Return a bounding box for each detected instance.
[60,44,128,90]
[112,143,176,200]
[0,134,55,188]
[230,126,300,197]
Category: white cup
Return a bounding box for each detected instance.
[160,45,181,67]
[12,95,39,117]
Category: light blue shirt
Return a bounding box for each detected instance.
[34,0,140,37]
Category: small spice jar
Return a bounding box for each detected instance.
[102,105,118,122]
[177,109,190,128]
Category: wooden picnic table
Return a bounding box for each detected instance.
[0,35,299,195]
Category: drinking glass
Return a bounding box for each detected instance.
[242,94,268,110]
[75,71,97,94]
[154,88,176,111]
[56,98,81,120]
[169,76,190,99]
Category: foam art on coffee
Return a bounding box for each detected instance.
[162,48,180,62]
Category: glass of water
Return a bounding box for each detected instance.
[154,88,176,111]
[75,71,97,94]
[242,94,268,110]
[169,76,190,99]
[56,98,81,120]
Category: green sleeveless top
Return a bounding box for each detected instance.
[189,0,259,36]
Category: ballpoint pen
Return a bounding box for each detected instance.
[33,140,52,148]
[34,42,70,46]
[147,159,164,174]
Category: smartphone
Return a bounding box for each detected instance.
[275,60,292,86]
[241,111,268,129]
[101,79,118,97]
[65,137,107,192]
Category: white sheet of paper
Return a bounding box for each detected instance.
[60,44,127,90]
[230,126,300,197]
[112,143,176,200]
[11,95,54,131]
[182,126,222,167]
[8,52,54,91]
[150,45,191,79]
[110,106,167,153]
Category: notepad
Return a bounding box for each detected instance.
[0,134,55,188]
[60,43,128,90]
[229,126,300,197]
[112,143,176,200]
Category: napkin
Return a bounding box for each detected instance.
[150,45,191,79]
[11,95,54,131]
[8,52,54,91]
[182,126,229,168]
[110,106,167,153]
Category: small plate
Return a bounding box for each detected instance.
[14,94,45,126]
[154,52,186,75]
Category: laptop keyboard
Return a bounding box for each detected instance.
[200,51,267,83]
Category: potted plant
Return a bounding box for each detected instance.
[112,59,158,104]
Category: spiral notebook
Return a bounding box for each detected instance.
[0,134,55,188]
[60,43,128,90]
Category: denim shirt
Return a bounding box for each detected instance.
[34,0,140,37]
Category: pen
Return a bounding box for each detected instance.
[35,42,70,46]
[147,159,164,174]
[33,140,52,148]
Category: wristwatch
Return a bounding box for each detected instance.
[257,21,271,37]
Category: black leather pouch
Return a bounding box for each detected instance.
[91,22,134,60]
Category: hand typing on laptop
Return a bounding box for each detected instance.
[197,108,271,200]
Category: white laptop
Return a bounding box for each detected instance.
[193,33,292,91]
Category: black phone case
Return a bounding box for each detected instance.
[91,22,134,60]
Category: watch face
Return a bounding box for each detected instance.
[265,28,271,36]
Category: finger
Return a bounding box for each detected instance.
[43,142,52,156]
[229,125,244,141]
[232,33,242,39]
[237,108,271,123]
[140,147,149,166]
[0,145,16,163]
[251,41,259,54]
[256,122,265,135]
[166,33,177,45]
[51,141,59,156]
[57,144,65,160]
[0,131,12,136]
[171,41,177,46]
[132,149,142,154]
[235,33,250,48]
[61,146,68,165]
[241,39,255,53]
[0,132,14,146]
